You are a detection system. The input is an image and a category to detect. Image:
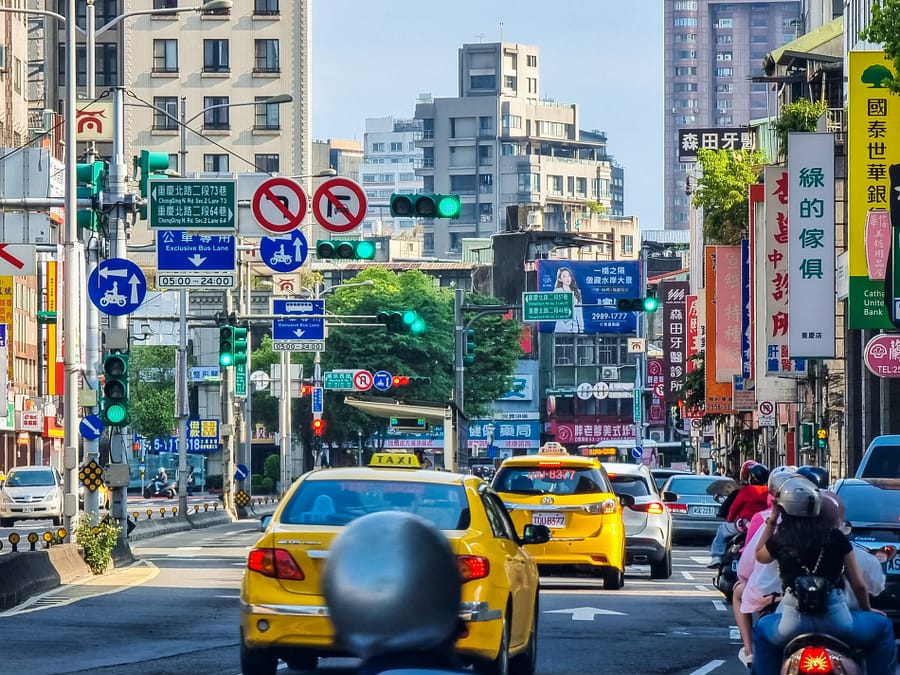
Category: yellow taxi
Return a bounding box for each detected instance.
[492,442,631,589]
[240,452,550,675]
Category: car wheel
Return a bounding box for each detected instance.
[602,566,624,590]
[285,652,317,672]
[476,609,510,675]
[509,600,538,675]
[239,641,278,675]
[650,548,672,580]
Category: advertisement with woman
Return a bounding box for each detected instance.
[536,260,641,334]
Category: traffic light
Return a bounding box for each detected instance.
[316,239,376,260]
[389,193,461,219]
[392,375,432,387]
[136,149,170,198]
[300,385,313,397]
[76,160,107,232]
[377,309,426,334]
[101,350,129,427]
[312,418,325,436]
[464,328,476,366]
[219,325,248,368]
[616,296,659,312]
[816,427,828,451]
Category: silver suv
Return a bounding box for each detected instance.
[602,462,675,579]
[0,465,64,526]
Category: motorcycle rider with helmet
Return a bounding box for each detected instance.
[750,476,895,674]
[796,464,829,490]
[708,463,770,568]
[323,510,468,675]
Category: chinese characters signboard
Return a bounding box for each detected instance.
[704,247,734,414]
[661,281,689,402]
[677,127,755,162]
[715,246,742,382]
[787,133,835,357]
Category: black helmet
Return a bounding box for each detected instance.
[776,476,821,517]
[796,465,830,490]
[747,463,770,486]
[322,511,462,659]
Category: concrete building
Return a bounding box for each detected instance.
[663,0,801,230]
[414,41,624,259]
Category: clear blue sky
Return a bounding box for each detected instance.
[311,1,664,231]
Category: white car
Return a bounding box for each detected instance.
[601,462,675,579]
[0,465,64,527]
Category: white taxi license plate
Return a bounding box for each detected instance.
[21,506,34,513]
[690,505,716,516]
[533,513,566,528]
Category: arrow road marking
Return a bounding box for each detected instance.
[188,254,206,267]
[545,606,626,621]
[100,266,128,279]
[0,245,24,270]
[129,275,141,304]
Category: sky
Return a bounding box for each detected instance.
[311,1,664,230]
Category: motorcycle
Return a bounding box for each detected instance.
[144,476,177,499]
[780,633,863,675]
[713,520,747,603]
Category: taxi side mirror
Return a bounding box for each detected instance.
[520,523,551,545]
[661,491,678,502]
[260,515,272,531]
[618,494,636,508]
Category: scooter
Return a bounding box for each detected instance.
[780,633,863,675]
[144,477,177,499]
[713,522,747,603]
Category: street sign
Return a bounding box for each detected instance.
[373,370,393,392]
[260,229,309,273]
[311,386,324,414]
[79,414,104,441]
[148,178,237,230]
[312,177,367,233]
[272,299,325,351]
[88,258,147,315]
[353,370,374,391]
[632,393,641,423]
[324,370,356,390]
[0,244,35,275]
[631,446,643,460]
[758,400,776,428]
[156,230,236,288]
[627,338,646,353]
[235,363,247,398]
[234,464,250,481]
[251,177,308,235]
[522,291,574,322]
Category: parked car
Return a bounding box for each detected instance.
[0,465,64,526]
[855,435,900,478]
[832,476,900,622]
[651,468,693,491]
[661,474,732,543]
[601,461,676,579]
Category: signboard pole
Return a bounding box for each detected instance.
[634,248,648,449]
[176,291,189,516]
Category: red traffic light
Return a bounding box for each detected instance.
[312,419,325,436]
[300,385,313,396]
[392,375,410,386]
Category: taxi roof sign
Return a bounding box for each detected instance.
[538,442,568,455]
[369,452,421,469]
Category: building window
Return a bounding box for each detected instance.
[254,97,281,130]
[78,0,118,26]
[479,116,494,134]
[203,39,229,73]
[518,172,540,192]
[254,0,279,14]
[555,336,575,366]
[153,0,178,9]
[450,174,476,193]
[502,114,522,129]
[470,74,495,89]
[203,96,230,130]
[674,66,697,76]
[479,174,493,193]
[389,142,402,152]
[504,75,516,89]
[372,142,384,152]
[621,234,634,255]
[479,203,493,223]
[58,43,117,87]
[168,153,179,173]
[715,67,734,77]
[547,175,563,195]
[576,177,587,196]
[255,154,279,173]
[152,39,178,73]
[204,154,229,172]
[152,96,178,130]
[254,39,279,73]
[479,145,492,166]
[527,54,537,67]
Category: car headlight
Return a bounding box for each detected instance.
[0,490,13,504]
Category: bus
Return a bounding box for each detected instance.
[576,440,688,468]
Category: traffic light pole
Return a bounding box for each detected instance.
[634,247,649,453]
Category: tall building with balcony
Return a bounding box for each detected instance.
[414,42,624,258]
[663,0,801,230]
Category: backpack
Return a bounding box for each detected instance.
[792,536,839,615]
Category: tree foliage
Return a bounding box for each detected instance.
[860,0,900,94]
[773,98,829,159]
[693,147,767,245]
[128,345,177,441]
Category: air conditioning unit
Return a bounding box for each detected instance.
[600,366,619,380]
[578,357,594,366]
[556,357,572,366]
[650,431,664,443]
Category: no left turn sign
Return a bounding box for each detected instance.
[313,177,367,233]
[252,177,308,235]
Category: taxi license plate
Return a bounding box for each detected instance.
[690,505,716,516]
[21,506,34,513]
[533,513,566,528]
[886,556,900,575]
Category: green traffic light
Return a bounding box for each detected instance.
[643,297,659,312]
[104,403,128,425]
[436,194,461,218]
[410,317,426,334]
[402,310,417,326]
[356,240,376,260]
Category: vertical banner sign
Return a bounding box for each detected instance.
[0,277,12,381]
[662,281,689,402]
[705,247,734,414]
[714,246,743,382]
[740,239,753,379]
[686,295,699,372]
[848,51,896,328]
[0,324,7,397]
[46,260,58,395]
[647,359,666,423]
[788,133,836,357]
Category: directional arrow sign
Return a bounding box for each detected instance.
[156,230,237,290]
[272,298,325,344]
[148,178,237,230]
[88,258,147,315]
[544,607,627,621]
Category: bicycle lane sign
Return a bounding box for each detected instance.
[88,258,147,316]
[260,229,309,273]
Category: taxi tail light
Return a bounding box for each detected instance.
[247,547,305,581]
[798,646,833,673]
[537,461,561,469]
[584,498,619,515]
[458,555,490,582]
[630,501,665,515]
[666,503,689,514]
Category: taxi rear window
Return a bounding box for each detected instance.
[281,479,470,530]
[493,466,612,495]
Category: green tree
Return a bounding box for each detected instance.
[860,0,900,93]
[128,345,176,441]
[250,334,280,436]
[773,98,829,159]
[693,147,767,245]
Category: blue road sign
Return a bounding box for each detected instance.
[272,299,325,341]
[88,258,147,315]
[312,386,324,414]
[373,370,393,392]
[234,464,250,481]
[260,230,309,273]
[156,231,236,272]
[631,445,643,460]
[79,414,105,441]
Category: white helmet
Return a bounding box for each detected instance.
[767,465,797,496]
[776,476,821,517]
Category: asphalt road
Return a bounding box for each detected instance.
[0,521,763,674]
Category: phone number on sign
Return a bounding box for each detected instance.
[156,275,235,288]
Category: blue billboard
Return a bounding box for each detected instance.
[535,260,641,334]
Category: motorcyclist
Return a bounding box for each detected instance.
[750,476,896,674]
[322,510,468,675]
[796,464,829,490]
[708,463,770,568]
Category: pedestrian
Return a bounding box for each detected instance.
[186,465,195,496]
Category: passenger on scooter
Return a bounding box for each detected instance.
[708,463,770,568]
[750,476,896,675]
[716,460,757,521]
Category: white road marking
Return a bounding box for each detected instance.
[682,571,695,580]
[696,584,710,592]
[712,600,728,612]
[691,555,714,565]
[730,626,741,641]
[689,660,725,675]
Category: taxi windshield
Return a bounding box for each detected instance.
[281,479,470,530]
[494,466,612,495]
